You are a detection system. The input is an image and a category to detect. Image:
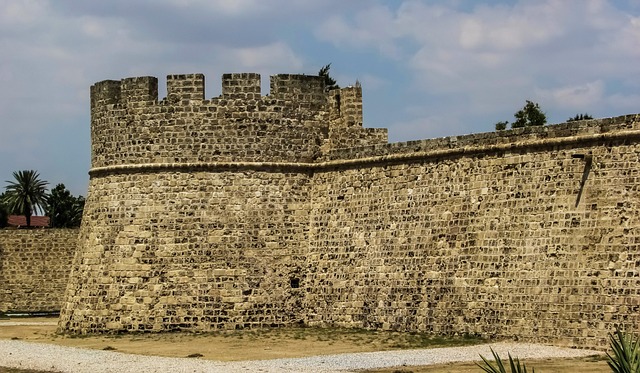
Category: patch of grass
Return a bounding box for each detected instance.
[584,354,607,362]
[179,326,486,351]
[0,368,60,373]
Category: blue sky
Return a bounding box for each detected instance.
[1,0,639,197]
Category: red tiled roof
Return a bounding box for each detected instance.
[7,215,50,228]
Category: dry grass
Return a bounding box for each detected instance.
[0,318,482,361]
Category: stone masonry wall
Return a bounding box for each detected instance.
[59,170,310,332]
[89,73,386,170]
[61,73,375,333]
[305,114,640,349]
[59,71,640,349]
[0,229,77,312]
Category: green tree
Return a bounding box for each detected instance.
[512,100,546,128]
[3,170,48,228]
[0,192,8,228]
[567,113,593,122]
[318,63,339,91]
[45,183,85,228]
[495,121,509,131]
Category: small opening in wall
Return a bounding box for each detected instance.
[337,195,345,201]
[290,278,300,288]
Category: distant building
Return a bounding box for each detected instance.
[6,215,50,228]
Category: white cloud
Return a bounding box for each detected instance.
[606,93,640,111]
[225,42,304,71]
[315,6,402,58]
[359,74,387,90]
[1,0,639,197]
[536,81,605,109]
[0,0,48,30]
[459,18,484,49]
[316,0,640,118]
[608,15,640,58]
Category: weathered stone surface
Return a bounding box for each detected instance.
[55,72,640,349]
[307,128,640,349]
[0,229,77,312]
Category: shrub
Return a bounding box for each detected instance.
[567,113,593,122]
[495,121,508,131]
[477,348,534,373]
[607,330,640,373]
[477,330,640,373]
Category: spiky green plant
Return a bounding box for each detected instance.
[607,330,640,373]
[477,348,534,373]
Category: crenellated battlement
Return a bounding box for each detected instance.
[61,70,640,347]
[91,73,335,108]
[221,73,261,99]
[167,74,204,103]
[88,73,387,170]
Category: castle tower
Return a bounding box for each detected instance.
[58,73,387,333]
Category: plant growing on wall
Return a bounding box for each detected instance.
[512,100,547,128]
[3,170,48,228]
[319,63,340,91]
[495,121,509,131]
[493,100,547,131]
[567,113,594,122]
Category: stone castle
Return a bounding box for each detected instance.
[4,72,638,349]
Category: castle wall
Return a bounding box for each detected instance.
[90,73,327,168]
[58,170,310,333]
[89,73,383,170]
[305,115,640,349]
[0,229,77,312]
[59,71,640,349]
[60,73,357,333]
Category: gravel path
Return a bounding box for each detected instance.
[0,339,602,373]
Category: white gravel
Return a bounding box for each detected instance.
[0,339,602,373]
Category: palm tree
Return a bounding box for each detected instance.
[3,170,48,228]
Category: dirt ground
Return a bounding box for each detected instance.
[0,318,609,372]
[361,356,609,372]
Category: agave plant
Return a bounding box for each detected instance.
[477,348,534,373]
[607,330,640,373]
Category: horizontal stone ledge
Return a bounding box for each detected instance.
[89,129,640,176]
[89,161,315,176]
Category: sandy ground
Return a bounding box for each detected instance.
[0,317,481,361]
[361,356,610,373]
[0,318,608,372]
